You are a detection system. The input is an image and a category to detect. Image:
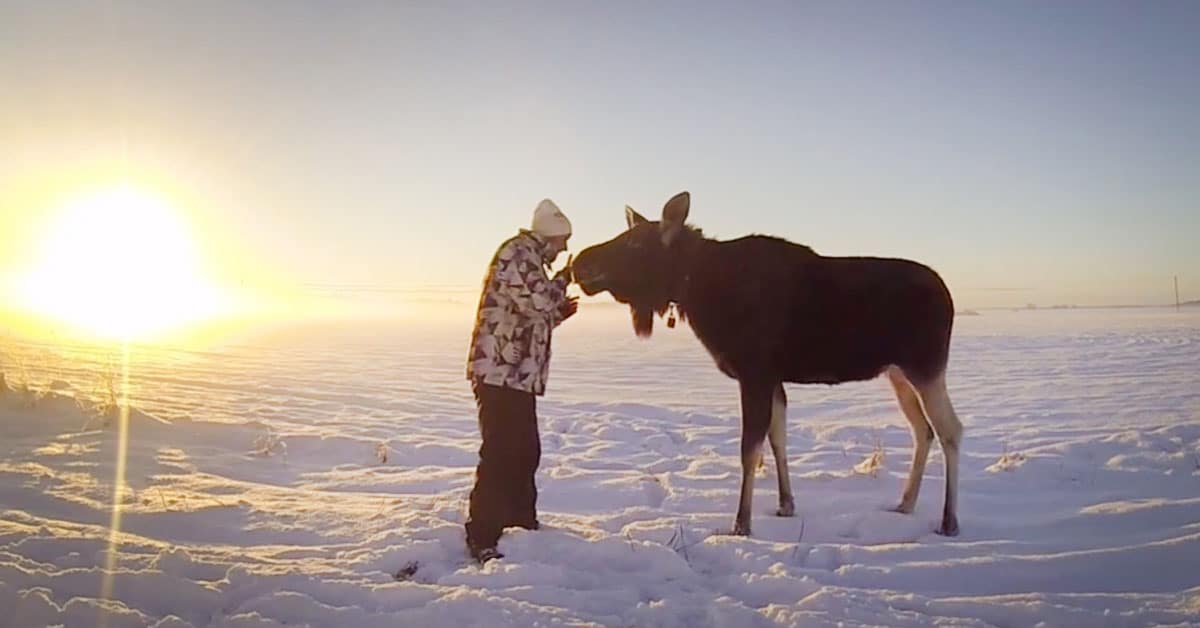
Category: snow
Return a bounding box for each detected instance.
[1,306,1198,627]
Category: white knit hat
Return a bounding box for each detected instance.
[531,199,572,238]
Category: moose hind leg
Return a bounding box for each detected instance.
[767,384,795,517]
[734,380,774,536]
[887,366,935,514]
[915,373,962,537]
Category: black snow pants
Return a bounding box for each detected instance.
[464,383,541,552]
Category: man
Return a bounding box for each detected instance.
[464,198,578,563]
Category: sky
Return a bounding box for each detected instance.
[2,1,1198,317]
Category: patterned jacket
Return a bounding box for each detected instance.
[467,230,570,396]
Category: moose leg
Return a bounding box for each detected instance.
[767,384,795,517]
[734,379,774,536]
[887,366,935,514]
[915,373,962,537]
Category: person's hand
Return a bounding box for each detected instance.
[554,255,574,284]
[558,296,579,322]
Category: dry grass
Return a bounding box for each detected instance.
[853,430,886,478]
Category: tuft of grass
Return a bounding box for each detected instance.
[789,516,808,564]
[91,358,121,417]
[394,561,420,581]
[667,521,711,563]
[252,427,288,457]
[72,356,126,430]
[666,522,691,562]
[2,349,42,408]
[987,442,1028,473]
[853,430,885,478]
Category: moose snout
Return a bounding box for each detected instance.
[570,253,605,295]
[571,253,594,281]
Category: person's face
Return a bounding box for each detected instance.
[544,234,570,263]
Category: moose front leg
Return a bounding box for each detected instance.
[767,383,795,517]
[733,379,775,536]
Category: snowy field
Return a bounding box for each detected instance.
[1,305,1199,627]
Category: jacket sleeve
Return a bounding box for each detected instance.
[494,241,568,318]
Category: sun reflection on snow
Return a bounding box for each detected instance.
[98,342,131,626]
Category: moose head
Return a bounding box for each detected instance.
[573,191,696,337]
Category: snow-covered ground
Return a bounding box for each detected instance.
[1,306,1198,627]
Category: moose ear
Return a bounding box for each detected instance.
[625,205,649,229]
[660,191,690,246]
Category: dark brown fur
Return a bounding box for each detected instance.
[573,191,962,536]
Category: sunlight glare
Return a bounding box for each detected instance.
[16,184,227,340]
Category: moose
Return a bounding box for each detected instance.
[572,191,962,537]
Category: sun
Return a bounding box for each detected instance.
[15,183,228,341]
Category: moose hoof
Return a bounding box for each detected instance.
[731,521,751,536]
[936,518,960,537]
[776,500,795,518]
[890,503,915,515]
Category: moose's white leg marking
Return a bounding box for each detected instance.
[915,373,962,536]
[887,365,934,514]
[767,385,794,517]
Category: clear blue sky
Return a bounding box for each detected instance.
[3,1,1197,309]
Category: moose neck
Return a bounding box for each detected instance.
[664,230,709,311]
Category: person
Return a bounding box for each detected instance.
[463,198,579,563]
